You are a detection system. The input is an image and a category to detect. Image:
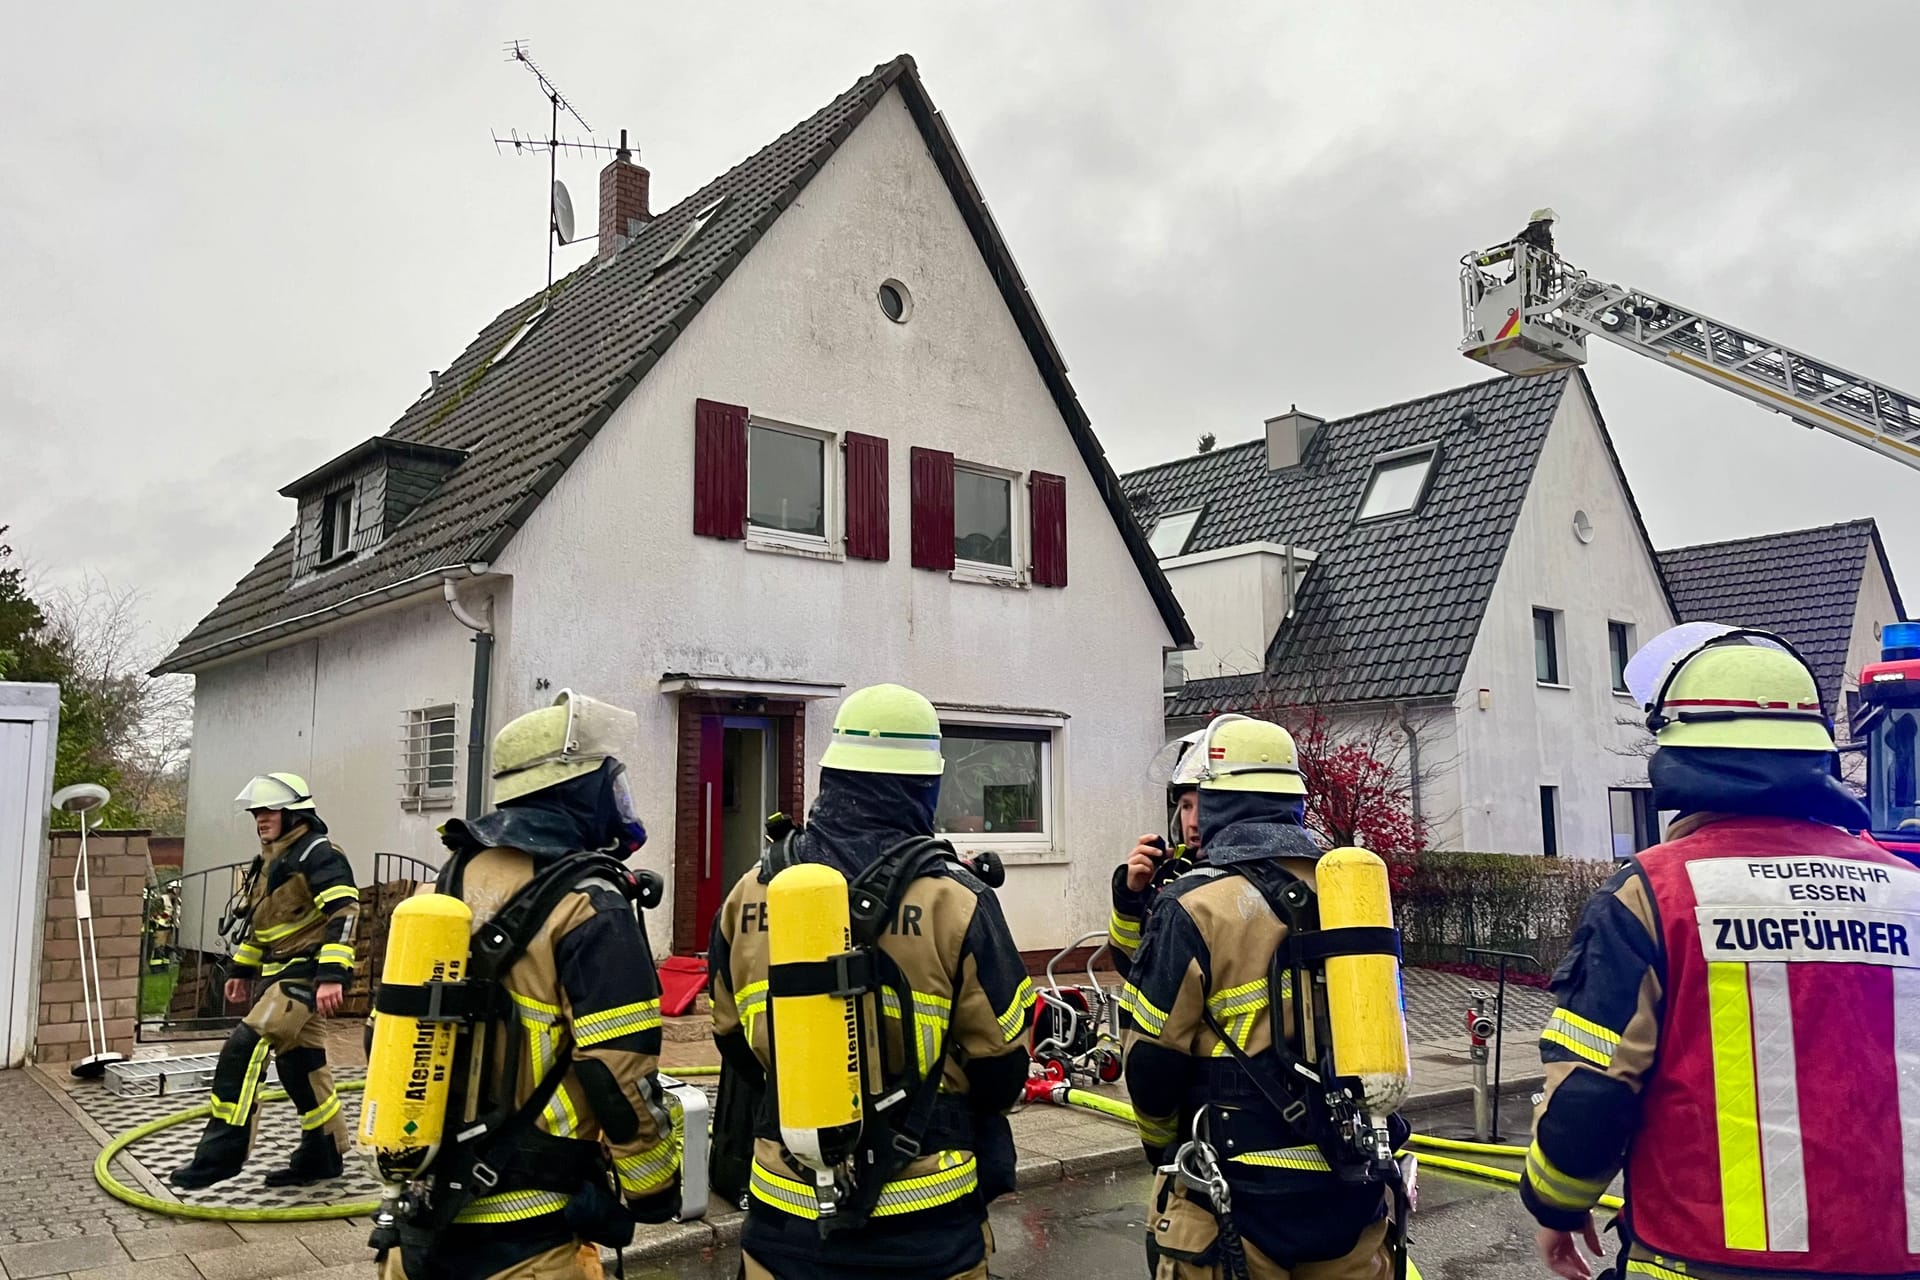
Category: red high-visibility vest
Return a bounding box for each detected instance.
[1629,816,1920,1275]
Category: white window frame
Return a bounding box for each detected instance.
[745,417,836,556]
[1149,507,1203,559]
[1607,620,1634,696]
[400,703,460,812]
[1534,606,1566,688]
[933,708,1063,858]
[321,487,357,563]
[1354,444,1439,523]
[952,460,1022,582]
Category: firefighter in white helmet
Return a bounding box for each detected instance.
[1526,625,1919,1280]
[709,684,1033,1280]
[1123,715,1409,1278]
[170,772,359,1189]
[375,690,677,1280]
[1108,726,1214,979]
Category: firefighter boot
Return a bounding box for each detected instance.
[169,1119,251,1190]
[263,1129,344,1187]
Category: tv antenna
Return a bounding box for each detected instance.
[493,40,629,290]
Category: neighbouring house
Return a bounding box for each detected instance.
[1123,370,1678,860]
[1658,519,1907,768]
[156,55,1190,956]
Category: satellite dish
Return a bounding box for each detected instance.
[552,180,576,245]
[52,783,111,814]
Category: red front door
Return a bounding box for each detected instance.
[693,715,726,947]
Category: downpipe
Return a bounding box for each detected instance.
[444,574,493,821]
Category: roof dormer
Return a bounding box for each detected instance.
[280,438,467,581]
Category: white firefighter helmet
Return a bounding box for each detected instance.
[233,772,316,813]
[491,689,639,806]
[1528,207,1558,225]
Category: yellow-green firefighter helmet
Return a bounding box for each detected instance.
[233,772,317,813]
[1194,715,1307,796]
[491,689,639,806]
[818,684,944,777]
[1629,623,1835,752]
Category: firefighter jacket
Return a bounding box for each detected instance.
[449,845,678,1226]
[1109,864,1150,980]
[1122,854,1404,1266]
[708,853,1034,1267]
[230,821,359,987]
[1522,813,1920,1278]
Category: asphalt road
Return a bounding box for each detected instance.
[633,1102,1615,1279]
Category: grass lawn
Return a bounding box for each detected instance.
[139,965,178,1018]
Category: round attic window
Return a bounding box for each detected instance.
[878,279,911,323]
[1572,509,1595,544]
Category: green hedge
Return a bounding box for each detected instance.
[1396,852,1615,976]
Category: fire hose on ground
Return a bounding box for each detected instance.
[94,1063,1619,1223]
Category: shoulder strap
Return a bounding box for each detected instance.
[847,836,956,947]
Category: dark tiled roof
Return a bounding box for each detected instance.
[1657,519,1905,709]
[1135,372,1579,712]
[159,55,1187,673]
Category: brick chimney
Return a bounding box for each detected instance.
[598,129,650,261]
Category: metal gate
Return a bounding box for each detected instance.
[136,850,441,1042]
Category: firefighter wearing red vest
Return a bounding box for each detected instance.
[1524,623,1920,1280]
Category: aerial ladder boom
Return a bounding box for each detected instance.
[1459,227,1920,472]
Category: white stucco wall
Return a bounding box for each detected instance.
[1451,383,1676,857]
[490,87,1173,950]
[1844,545,1904,719]
[182,583,511,889]
[1161,546,1305,679]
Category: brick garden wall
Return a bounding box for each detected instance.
[38,831,150,1063]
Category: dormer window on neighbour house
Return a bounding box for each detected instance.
[692,397,1069,587]
[279,438,468,582]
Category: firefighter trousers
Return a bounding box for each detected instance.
[1146,1173,1395,1280]
[187,976,346,1171]
[380,1240,603,1279]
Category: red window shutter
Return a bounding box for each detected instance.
[910,447,955,571]
[693,398,748,539]
[844,432,890,561]
[1029,471,1068,587]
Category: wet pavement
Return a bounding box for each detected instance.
[631,1101,1615,1280]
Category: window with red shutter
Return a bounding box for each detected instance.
[1029,471,1067,587]
[693,398,748,539]
[844,433,890,561]
[910,447,955,570]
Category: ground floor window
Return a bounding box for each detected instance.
[935,724,1052,840]
[1609,786,1660,859]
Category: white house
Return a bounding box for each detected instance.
[1126,371,1678,859]
[157,55,1191,956]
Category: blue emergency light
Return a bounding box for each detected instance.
[1885,622,1920,663]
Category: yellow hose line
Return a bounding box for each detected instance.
[666,1065,721,1076]
[1408,1133,1528,1159]
[1417,1151,1624,1212]
[1044,1088,1623,1215]
[95,1081,377,1222]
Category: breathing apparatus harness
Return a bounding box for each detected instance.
[366,847,663,1253]
[757,823,995,1236]
[1169,858,1411,1280]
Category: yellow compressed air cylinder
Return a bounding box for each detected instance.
[361,893,473,1177]
[1316,846,1412,1114]
[767,863,864,1178]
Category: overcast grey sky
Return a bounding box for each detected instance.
[4,2,1916,651]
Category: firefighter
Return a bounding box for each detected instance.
[709,683,1034,1280]
[169,772,358,1190]
[1109,727,1210,979]
[379,691,678,1280]
[1525,624,1919,1280]
[1516,206,1557,255]
[1124,715,1405,1278]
